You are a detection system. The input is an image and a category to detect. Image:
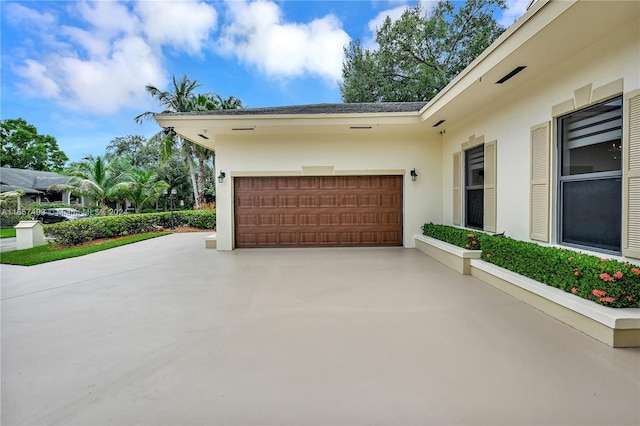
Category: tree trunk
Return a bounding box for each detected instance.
[184,143,200,209]
[197,154,206,207]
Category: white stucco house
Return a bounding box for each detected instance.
[155,0,640,262]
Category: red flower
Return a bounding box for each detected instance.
[631,268,640,275]
[486,253,491,259]
[599,297,615,303]
[467,233,475,238]
[600,258,609,262]
[627,296,633,302]
[568,257,574,262]
[592,289,607,298]
[599,273,614,282]
[465,244,470,248]
[574,271,580,276]
[472,240,477,245]
[571,287,578,294]
[613,271,624,279]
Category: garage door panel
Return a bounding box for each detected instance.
[340,194,358,207]
[237,214,257,226]
[279,214,297,226]
[259,215,276,226]
[359,176,382,189]
[319,214,340,226]
[259,196,277,208]
[299,177,319,189]
[278,195,298,207]
[299,195,318,207]
[277,178,299,189]
[278,233,298,245]
[235,176,402,248]
[299,214,318,226]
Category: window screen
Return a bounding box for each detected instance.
[559,97,623,253]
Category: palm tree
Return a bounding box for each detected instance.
[113,169,169,213]
[49,155,123,209]
[135,75,204,208]
[135,75,244,208]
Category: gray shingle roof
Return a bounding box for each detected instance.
[0,168,70,194]
[160,102,428,117]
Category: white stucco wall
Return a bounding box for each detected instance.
[440,16,640,247]
[214,131,442,250]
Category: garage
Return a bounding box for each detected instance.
[234,176,403,248]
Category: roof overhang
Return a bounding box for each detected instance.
[418,0,639,135]
[154,110,426,150]
[154,0,639,147]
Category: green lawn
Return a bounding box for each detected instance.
[0,232,170,266]
[1,228,16,238]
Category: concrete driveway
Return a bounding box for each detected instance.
[2,232,639,425]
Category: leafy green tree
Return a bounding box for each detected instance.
[340,0,506,102]
[106,135,158,169]
[50,155,124,208]
[113,169,169,213]
[0,118,69,171]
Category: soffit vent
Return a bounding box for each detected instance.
[496,66,527,84]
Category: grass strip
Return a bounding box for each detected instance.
[0,232,170,266]
[1,228,16,238]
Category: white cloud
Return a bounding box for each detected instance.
[217,0,350,81]
[135,1,217,55]
[77,1,140,36]
[367,5,409,34]
[14,60,61,98]
[499,1,530,27]
[364,1,439,50]
[4,3,56,28]
[55,36,166,114]
[7,1,218,115]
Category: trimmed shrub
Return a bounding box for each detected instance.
[481,236,640,308]
[421,223,640,308]
[422,222,483,250]
[45,210,215,246]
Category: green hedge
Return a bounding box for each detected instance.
[423,223,640,308]
[422,222,483,250]
[45,210,216,246]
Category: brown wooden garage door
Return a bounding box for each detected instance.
[235,176,403,248]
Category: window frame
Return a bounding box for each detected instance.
[556,96,623,255]
[464,144,485,230]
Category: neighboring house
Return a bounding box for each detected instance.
[155,1,640,262]
[0,167,85,205]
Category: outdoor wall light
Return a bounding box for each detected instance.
[218,171,226,183]
[410,168,418,181]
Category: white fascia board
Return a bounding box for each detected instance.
[418,0,568,123]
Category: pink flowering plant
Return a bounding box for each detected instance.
[481,235,640,308]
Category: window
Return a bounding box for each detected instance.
[558,97,623,253]
[465,145,484,229]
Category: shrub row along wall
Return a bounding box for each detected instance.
[422,223,640,309]
[45,210,216,246]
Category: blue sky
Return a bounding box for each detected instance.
[1,1,528,163]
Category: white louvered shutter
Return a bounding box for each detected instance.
[624,91,640,258]
[530,122,550,242]
[483,141,497,233]
[453,152,462,226]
